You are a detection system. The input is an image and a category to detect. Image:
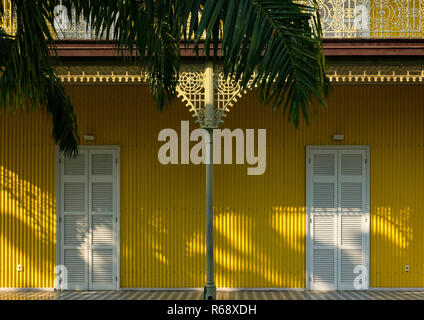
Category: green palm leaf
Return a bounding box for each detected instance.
[1,0,328,155]
[177,0,329,126]
[72,0,328,126]
[0,0,78,156]
[68,0,180,109]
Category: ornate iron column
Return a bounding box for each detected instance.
[203,61,216,300]
[176,63,248,300]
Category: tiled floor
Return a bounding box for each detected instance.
[1,290,424,300]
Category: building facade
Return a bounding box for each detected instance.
[1,0,424,290]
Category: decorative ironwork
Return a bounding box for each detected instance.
[1,1,423,39]
[176,65,256,128]
[214,71,243,126]
[328,70,424,83]
[176,66,207,126]
[53,5,97,40]
[58,71,150,83]
[317,0,423,38]
[1,0,16,35]
[57,64,252,128]
[0,1,113,39]
[55,64,424,85]
[53,3,116,40]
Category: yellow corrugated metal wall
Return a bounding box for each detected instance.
[1,84,424,288]
[0,110,56,288]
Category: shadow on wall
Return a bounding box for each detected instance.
[1,160,307,288]
[131,204,306,288]
[0,165,56,288]
[371,205,415,287]
[0,164,420,288]
[126,202,419,288]
[0,133,421,289]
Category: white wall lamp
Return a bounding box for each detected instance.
[332,134,344,141]
[83,135,95,141]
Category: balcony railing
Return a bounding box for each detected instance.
[318,0,423,38]
[1,0,423,39]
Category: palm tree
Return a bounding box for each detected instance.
[1,0,328,157]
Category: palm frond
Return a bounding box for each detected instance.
[2,0,328,153]
[178,0,329,126]
[0,0,79,156]
[69,0,180,109]
[0,27,13,68]
[68,0,328,126]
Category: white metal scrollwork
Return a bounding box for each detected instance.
[317,0,423,38]
[176,65,255,128]
[176,66,207,126]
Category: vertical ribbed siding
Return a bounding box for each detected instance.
[0,110,56,288]
[1,84,424,288]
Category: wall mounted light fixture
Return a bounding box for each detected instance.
[332,134,344,141]
[83,135,95,141]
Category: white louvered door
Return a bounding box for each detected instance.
[61,150,89,290]
[309,150,338,290]
[307,147,369,291]
[59,148,119,290]
[338,150,368,290]
[88,151,117,290]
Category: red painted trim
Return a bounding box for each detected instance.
[53,40,221,58]
[323,39,424,56]
[52,39,424,58]
[54,41,121,57]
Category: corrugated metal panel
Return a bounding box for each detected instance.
[1,84,424,288]
[0,109,56,288]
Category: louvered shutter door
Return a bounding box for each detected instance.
[338,150,368,290]
[61,150,89,290]
[88,151,116,290]
[309,151,338,290]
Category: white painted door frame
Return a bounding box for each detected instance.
[306,145,370,291]
[56,145,120,290]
